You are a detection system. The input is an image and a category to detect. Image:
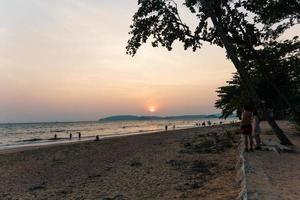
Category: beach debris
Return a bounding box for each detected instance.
[166,160,188,169]
[59,190,69,195]
[180,130,235,154]
[261,140,293,153]
[189,160,214,174]
[224,129,235,142]
[130,161,142,167]
[28,182,46,192]
[105,167,112,172]
[0,193,11,199]
[175,181,203,191]
[88,174,101,179]
[99,194,127,200]
[167,159,215,176]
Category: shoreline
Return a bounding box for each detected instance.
[0,123,239,199]
[0,124,236,155]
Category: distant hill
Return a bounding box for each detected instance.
[98,114,222,122]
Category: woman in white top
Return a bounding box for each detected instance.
[253,110,262,149]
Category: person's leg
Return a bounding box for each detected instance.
[244,134,249,152]
[256,134,261,145]
[255,134,262,149]
[249,135,254,151]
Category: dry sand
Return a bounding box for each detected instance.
[246,121,300,200]
[0,124,239,200]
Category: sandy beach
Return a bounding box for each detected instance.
[0,124,239,200]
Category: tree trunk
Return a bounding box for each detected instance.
[247,46,300,125]
[224,3,300,125]
[205,4,292,145]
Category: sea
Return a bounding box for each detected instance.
[0,118,238,150]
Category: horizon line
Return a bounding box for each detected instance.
[0,113,226,124]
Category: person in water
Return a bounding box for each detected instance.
[240,105,254,152]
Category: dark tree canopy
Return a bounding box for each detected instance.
[216,37,300,119]
[243,0,300,25]
[127,0,298,144]
[126,0,212,55]
[127,0,299,56]
[127,0,299,113]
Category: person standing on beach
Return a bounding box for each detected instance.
[240,105,254,152]
[253,110,262,149]
[165,125,168,131]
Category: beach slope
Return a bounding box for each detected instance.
[0,125,239,200]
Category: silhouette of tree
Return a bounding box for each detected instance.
[216,37,300,121]
[126,0,295,144]
[243,0,300,25]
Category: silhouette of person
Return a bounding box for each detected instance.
[207,120,212,126]
[253,110,262,149]
[241,105,254,152]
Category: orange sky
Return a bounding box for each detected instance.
[0,1,298,123]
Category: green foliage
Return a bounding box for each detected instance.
[127,0,299,56]
[127,0,300,121]
[126,0,242,56]
[243,0,300,25]
[215,38,300,119]
[215,73,249,118]
[214,0,300,119]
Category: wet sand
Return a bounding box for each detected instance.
[0,124,239,200]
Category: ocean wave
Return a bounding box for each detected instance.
[17,138,44,142]
[50,129,66,133]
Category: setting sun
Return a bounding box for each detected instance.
[149,107,156,113]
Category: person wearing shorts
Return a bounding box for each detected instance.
[240,105,254,152]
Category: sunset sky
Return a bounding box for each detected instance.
[0,0,298,123]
